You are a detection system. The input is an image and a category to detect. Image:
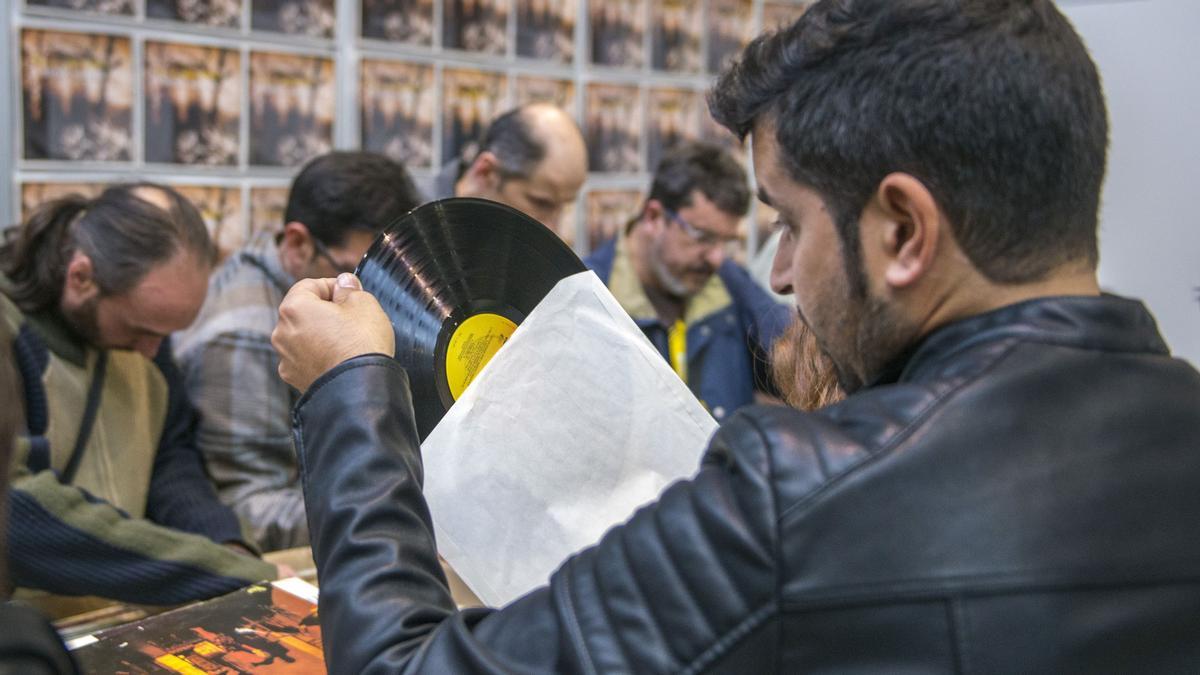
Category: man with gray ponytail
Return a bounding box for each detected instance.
[0,183,278,606]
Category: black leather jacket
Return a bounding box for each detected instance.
[293,295,1200,673]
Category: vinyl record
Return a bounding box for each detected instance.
[356,197,587,441]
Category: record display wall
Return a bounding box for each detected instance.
[5,0,811,261]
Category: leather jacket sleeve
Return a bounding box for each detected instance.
[293,355,781,674]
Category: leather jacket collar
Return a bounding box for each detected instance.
[870,293,1168,388]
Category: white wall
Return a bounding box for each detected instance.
[1061,0,1200,366]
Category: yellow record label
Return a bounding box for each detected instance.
[445,313,517,400]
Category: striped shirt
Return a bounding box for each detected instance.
[174,232,304,552]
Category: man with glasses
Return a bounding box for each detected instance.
[585,141,790,422]
[175,151,422,551]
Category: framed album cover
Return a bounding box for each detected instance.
[516,0,574,64]
[646,88,700,172]
[360,59,435,170]
[589,0,645,69]
[707,0,753,74]
[19,182,106,221]
[145,42,240,166]
[441,68,508,167]
[25,0,133,15]
[251,0,336,38]
[585,83,642,174]
[360,0,433,45]
[20,29,133,162]
[443,0,509,55]
[585,189,641,252]
[514,76,575,116]
[146,0,242,28]
[250,186,291,236]
[173,185,246,262]
[651,0,701,73]
[249,51,334,167]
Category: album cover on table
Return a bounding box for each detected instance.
[70,579,322,674]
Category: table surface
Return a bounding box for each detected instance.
[30,546,484,642]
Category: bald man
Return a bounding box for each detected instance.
[433,103,588,228]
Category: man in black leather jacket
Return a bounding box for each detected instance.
[271,0,1200,672]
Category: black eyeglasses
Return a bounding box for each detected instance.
[662,207,741,249]
[311,237,359,275]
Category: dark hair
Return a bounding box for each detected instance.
[284,151,422,247]
[0,183,214,314]
[709,0,1108,289]
[469,105,548,181]
[647,141,751,217]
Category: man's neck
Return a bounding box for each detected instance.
[918,264,1101,341]
[29,303,93,366]
[643,283,686,327]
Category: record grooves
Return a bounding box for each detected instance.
[355,198,586,440]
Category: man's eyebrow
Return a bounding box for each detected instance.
[757,187,773,207]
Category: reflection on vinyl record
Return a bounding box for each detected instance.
[356,197,586,440]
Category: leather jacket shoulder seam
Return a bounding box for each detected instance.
[680,602,778,674]
[553,567,600,675]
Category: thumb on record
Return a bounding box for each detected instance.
[333,272,363,303]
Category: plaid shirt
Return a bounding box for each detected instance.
[174,232,303,551]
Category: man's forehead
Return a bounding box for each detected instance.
[683,193,742,232]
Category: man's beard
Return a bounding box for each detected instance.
[804,290,917,396]
[650,238,711,299]
[61,294,103,348]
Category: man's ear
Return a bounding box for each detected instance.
[640,199,668,235]
[278,222,315,275]
[867,173,942,290]
[465,151,502,192]
[63,250,97,301]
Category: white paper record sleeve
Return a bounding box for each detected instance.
[421,270,718,607]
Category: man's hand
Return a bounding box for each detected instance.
[272,273,395,393]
